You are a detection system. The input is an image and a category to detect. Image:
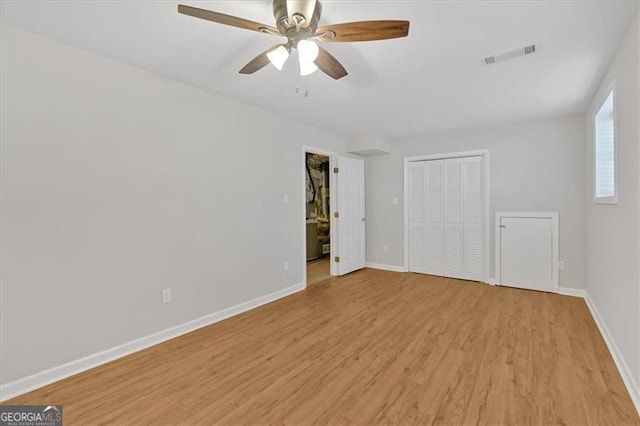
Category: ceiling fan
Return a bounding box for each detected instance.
[177,0,410,80]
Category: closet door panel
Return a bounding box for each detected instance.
[463,157,484,281]
[444,158,464,279]
[408,156,484,282]
[408,163,427,272]
[425,160,444,275]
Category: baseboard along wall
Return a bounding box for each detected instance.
[2,276,638,416]
[0,282,305,402]
[583,291,640,414]
[365,262,407,273]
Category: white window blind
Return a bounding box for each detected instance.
[594,90,615,201]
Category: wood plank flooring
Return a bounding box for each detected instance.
[307,257,331,286]
[6,269,639,425]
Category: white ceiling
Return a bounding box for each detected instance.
[1,0,637,140]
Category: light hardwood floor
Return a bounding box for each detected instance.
[307,257,331,286]
[6,269,639,425]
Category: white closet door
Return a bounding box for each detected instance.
[407,156,485,282]
[408,163,427,272]
[425,160,444,275]
[463,157,484,281]
[500,217,553,292]
[444,158,464,279]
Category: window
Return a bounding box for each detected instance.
[594,86,616,203]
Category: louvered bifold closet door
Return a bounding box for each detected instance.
[425,160,444,275]
[408,163,427,272]
[443,158,464,279]
[463,157,484,281]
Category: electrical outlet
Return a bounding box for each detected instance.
[283,262,289,272]
[383,245,389,253]
[392,197,399,205]
[283,194,289,205]
[558,260,566,271]
[162,288,172,304]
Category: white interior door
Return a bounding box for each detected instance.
[336,156,365,275]
[408,160,446,275]
[444,158,464,279]
[463,157,484,281]
[407,155,485,281]
[500,217,554,292]
[425,160,444,275]
[408,163,427,272]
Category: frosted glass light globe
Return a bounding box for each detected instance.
[267,45,290,70]
[299,60,319,76]
[297,40,319,63]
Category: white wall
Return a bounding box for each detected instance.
[366,115,586,288]
[0,25,345,385]
[585,12,639,387]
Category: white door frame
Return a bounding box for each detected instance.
[403,150,491,283]
[495,211,559,293]
[302,146,338,287]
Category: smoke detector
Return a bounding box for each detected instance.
[482,44,536,65]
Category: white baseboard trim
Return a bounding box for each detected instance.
[583,291,640,414]
[558,287,586,298]
[4,281,638,415]
[486,278,498,285]
[365,263,406,273]
[0,282,305,402]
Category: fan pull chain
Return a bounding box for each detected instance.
[295,60,301,95]
[294,61,310,99]
[294,80,309,98]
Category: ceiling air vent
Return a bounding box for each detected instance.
[482,44,536,65]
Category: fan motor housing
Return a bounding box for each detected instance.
[273,0,323,40]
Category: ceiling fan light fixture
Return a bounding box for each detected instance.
[267,45,290,70]
[299,60,318,76]
[297,39,319,63]
[177,2,410,80]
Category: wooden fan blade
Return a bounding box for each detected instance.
[316,20,410,42]
[315,47,348,80]
[239,45,283,75]
[178,4,278,34]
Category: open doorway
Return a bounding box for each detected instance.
[305,151,332,286]
[302,148,365,286]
